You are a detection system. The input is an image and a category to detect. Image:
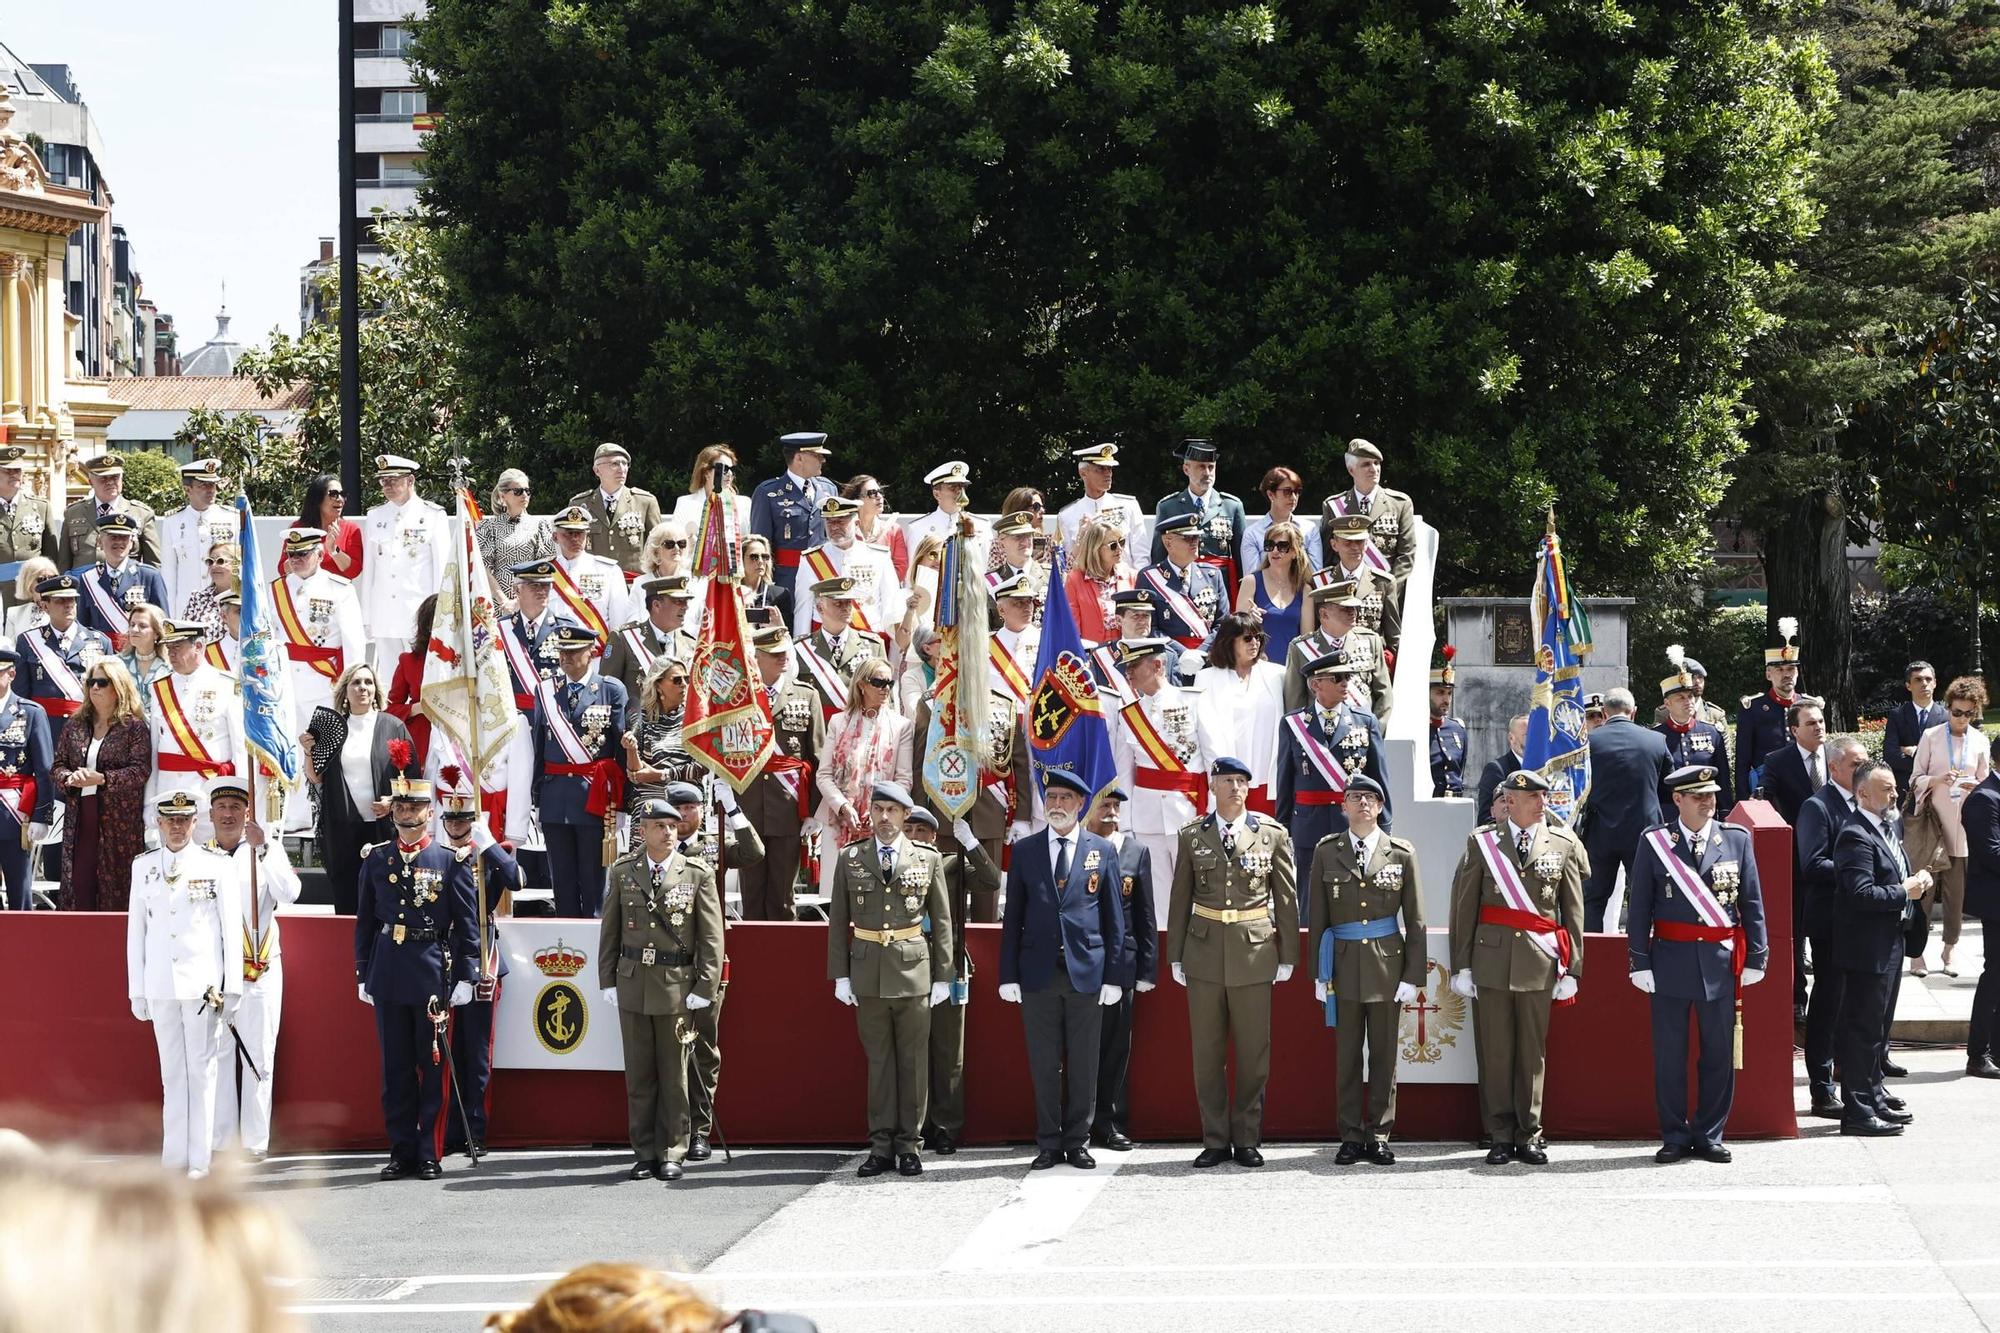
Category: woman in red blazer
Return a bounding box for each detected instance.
[386,593,438,767]
[295,473,365,584]
[1062,517,1136,643]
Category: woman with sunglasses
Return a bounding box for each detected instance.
[477,468,554,612]
[640,519,705,607]
[52,655,150,911]
[623,654,703,812]
[739,534,795,632]
[668,444,753,536]
[843,475,910,581]
[176,541,239,644]
[1236,519,1308,664]
[1910,675,1992,977]
[1191,611,1287,814]
[296,473,363,584]
[1061,517,1136,643]
[1240,466,1323,577]
[813,656,913,895]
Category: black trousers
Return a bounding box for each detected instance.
[545,822,605,917]
[1022,983,1102,1152]
[1092,989,1135,1139]
[441,985,499,1152]
[1802,930,1845,1098]
[1972,961,2000,1062]
[0,830,29,911]
[1650,991,1736,1147]
[325,812,391,917]
[1836,967,1897,1123]
[376,1002,444,1164]
[1582,839,1637,932]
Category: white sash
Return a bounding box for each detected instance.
[1089,644,1135,706]
[1139,565,1208,639]
[24,629,82,702]
[1326,495,1393,576]
[84,567,128,628]
[621,626,659,672]
[794,638,849,712]
[1284,713,1349,794]
[499,618,538,695]
[1474,828,1564,969]
[536,679,595,765]
[1644,828,1731,928]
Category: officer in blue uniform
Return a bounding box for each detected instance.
[1735,619,1815,799]
[437,775,518,1160]
[71,512,169,640]
[532,622,628,916]
[1429,652,1467,797]
[1626,764,1768,1163]
[354,776,478,1180]
[1148,439,1247,585]
[1655,651,1734,816]
[1141,513,1229,681]
[0,646,54,910]
[1276,654,1392,871]
[503,559,580,705]
[748,431,838,597]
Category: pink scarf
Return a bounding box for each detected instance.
[830,708,896,844]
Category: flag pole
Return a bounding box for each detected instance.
[447,455,494,996]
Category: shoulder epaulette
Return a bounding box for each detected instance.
[359,842,379,860]
[1740,695,1759,711]
[1179,816,1207,834]
[1387,835,1416,853]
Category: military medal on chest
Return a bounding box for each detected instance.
[1712,860,1742,908]
[1161,704,1194,762]
[410,866,442,907]
[1533,851,1562,903]
[580,703,612,750]
[399,524,426,557]
[897,861,927,913]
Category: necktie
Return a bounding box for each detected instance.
[1354,836,1368,862]
[1319,710,1338,733]
[1054,835,1071,882]
[879,844,894,881]
[1809,749,1823,788]
[1692,831,1706,863]
[97,502,110,519]
[566,682,582,708]
[1223,823,1237,856]
[1516,828,1532,861]
[1358,492,1372,516]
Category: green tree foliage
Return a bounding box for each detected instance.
[113,448,189,519]
[170,407,299,514]
[413,0,1829,594]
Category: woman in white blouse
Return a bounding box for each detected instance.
[1192,611,1287,814]
[814,655,913,895]
[668,444,753,535]
[4,556,54,644]
[1910,674,1992,976]
[303,662,416,916]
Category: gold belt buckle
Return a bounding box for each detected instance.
[641,946,656,966]
[392,924,406,944]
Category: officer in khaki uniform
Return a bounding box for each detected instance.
[1448,769,1587,1164]
[598,796,723,1182]
[1321,514,1402,660]
[60,453,161,572]
[0,446,56,612]
[827,780,953,1178]
[1166,755,1299,1168]
[738,624,823,919]
[904,805,1000,1156]
[570,441,663,578]
[1307,773,1423,1164]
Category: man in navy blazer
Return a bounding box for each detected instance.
[1830,761,1928,1135]
[1794,735,1866,1114]
[1961,769,2000,1078]
[1883,662,1943,796]
[1577,691,1671,930]
[1086,787,1157,1152]
[999,768,1126,1170]
[1757,698,1826,1016]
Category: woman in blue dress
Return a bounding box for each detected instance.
[1236,519,1308,663]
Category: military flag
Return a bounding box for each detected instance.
[234,497,302,796]
[922,516,991,818]
[1025,548,1117,808]
[1523,513,1591,822]
[683,478,775,792]
[421,489,521,779]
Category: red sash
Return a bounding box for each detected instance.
[545,759,625,821]
[1478,904,1578,1007]
[1135,767,1208,809]
[271,577,342,680]
[0,773,36,826]
[762,755,815,820]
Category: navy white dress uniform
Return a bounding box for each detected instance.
[71,512,169,639]
[437,777,518,1159]
[1654,650,1735,815]
[531,623,628,916]
[999,769,1127,1163]
[793,495,900,637]
[1056,442,1147,552]
[903,460,994,555]
[1430,655,1469,797]
[206,777,304,1158]
[0,650,54,911]
[126,790,243,1176]
[1148,439,1247,581]
[748,431,839,595]
[551,505,634,633]
[1626,765,1768,1161]
[1093,801,1158,1150]
[146,624,247,817]
[1107,638,1208,904]
[359,454,453,663]
[1139,513,1229,664]
[273,528,367,728]
[353,778,478,1179]
[157,458,239,614]
[15,576,110,726]
[1275,656,1392,867]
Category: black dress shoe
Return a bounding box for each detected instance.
[1484,1144,1513,1165]
[1877,1106,1915,1125]
[1232,1145,1265,1168]
[1030,1150,1063,1170]
[657,1160,684,1181]
[416,1159,442,1180]
[1969,1056,2000,1079]
[1065,1147,1096,1169]
[1101,1130,1133,1151]
[1477,1133,1494,1150]
[687,1135,712,1162]
[464,1140,486,1159]
[933,1133,958,1156]
[1192,1146,1233,1168]
[1880,1093,1907,1111]
[1694,1142,1732,1164]
[1883,1059,1909,1078]
[1808,1097,1843,1119]
[1655,1144,1689,1164]
[856,1154,893,1178]
[896,1153,923,1177]
[630,1160,660,1181]
[379,1158,414,1181]
[1842,1117,1905,1137]
[1334,1141,1364,1166]
[1513,1143,1549,1166]
[1364,1140,1396,1166]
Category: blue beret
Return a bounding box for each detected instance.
[870,780,916,809]
[1101,785,1130,803]
[664,782,705,807]
[1210,756,1253,780]
[1042,769,1092,799]
[904,806,939,830]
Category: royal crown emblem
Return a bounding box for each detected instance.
[534,937,586,977]
[1029,650,1099,751]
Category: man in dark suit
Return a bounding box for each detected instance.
[1830,761,1929,1135]
[1758,698,1826,1017]
[1795,735,1866,1114]
[1961,768,2000,1078]
[1475,715,1528,825]
[1882,661,1942,797]
[1087,787,1157,1152]
[998,768,1127,1169]
[1577,689,1671,931]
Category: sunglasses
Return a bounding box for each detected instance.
[503,486,531,496]
[666,676,689,686]
[1025,500,1045,511]
[744,551,770,560]
[86,677,112,688]
[1106,540,1126,550]
[1951,707,1980,719]
[860,488,884,499]
[1267,542,1295,553]
[659,539,688,550]
[863,677,894,689]
[205,557,233,566]
[324,489,344,498]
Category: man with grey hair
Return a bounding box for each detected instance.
[1796,733,1868,1116]
[1477,715,1530,823]
[1577,687,1671,930]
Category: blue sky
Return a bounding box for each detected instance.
[8,1,335,355]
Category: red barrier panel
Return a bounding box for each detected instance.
[0,811,1798,1151]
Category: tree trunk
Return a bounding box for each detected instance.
[1761,488,1855,727]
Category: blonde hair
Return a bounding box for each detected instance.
[81,654,144,728]
[491,467,532,512]
[484,1263,726,1333]
[642,520,691,577]
[909,531,947,572]
[14,556,53,604]
[205,539,242,577]
[1260,520,1310,587]
[686,445,737,495]
[124,603,169,655]
[329,660,381,718]
[641,653,691,721]
[0,1147,304,1333]
[1074,517,1129,581]
[843,654,893,714]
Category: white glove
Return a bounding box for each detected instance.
[1313,980,1328,1003]
[129,997,149,1022]
[1135,979,1155,993]
[1630,969,1656,994]
[450,981,474,1007]
[469,819,496,852]
[222,992,242,1019]
[929,981,952,1007]
[357,984,373,1006]
[600,986,618,1008]
[686,992,712,1010]
[834,977,856,1006]
[1742,967,1766,987]
[26,822,47,844]
[952,819,979,850]
[1099,983,1122,1005]
[1175,648,1205,678]
[1007,820,1032,844]
[1449,969,1476,999]
[1171,962,1186,986]
[1553,975,1579,1002]
[718,785,740,814]
[1394,981,1417,1004]
[998,982,1022,1003]
[1274,963,1294,984]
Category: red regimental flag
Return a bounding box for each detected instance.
[683,577,776,793]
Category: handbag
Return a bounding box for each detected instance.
[1902,796,1954,876]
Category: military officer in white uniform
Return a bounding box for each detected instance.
[273,528,367,730]
[147,620,247,824]
[126,789,243,1177]
[551,504,632,640]
[1109,638,1209,910]
[904,461,992,555]
[1057,441,1147,557]
[794,495,899,637]
[158,457,238,615]
[359,453,452,665]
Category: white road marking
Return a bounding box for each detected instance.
[942,1156,1127,1271]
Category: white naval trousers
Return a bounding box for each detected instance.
[151,999,224,1173]
[212,963,282,1154]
